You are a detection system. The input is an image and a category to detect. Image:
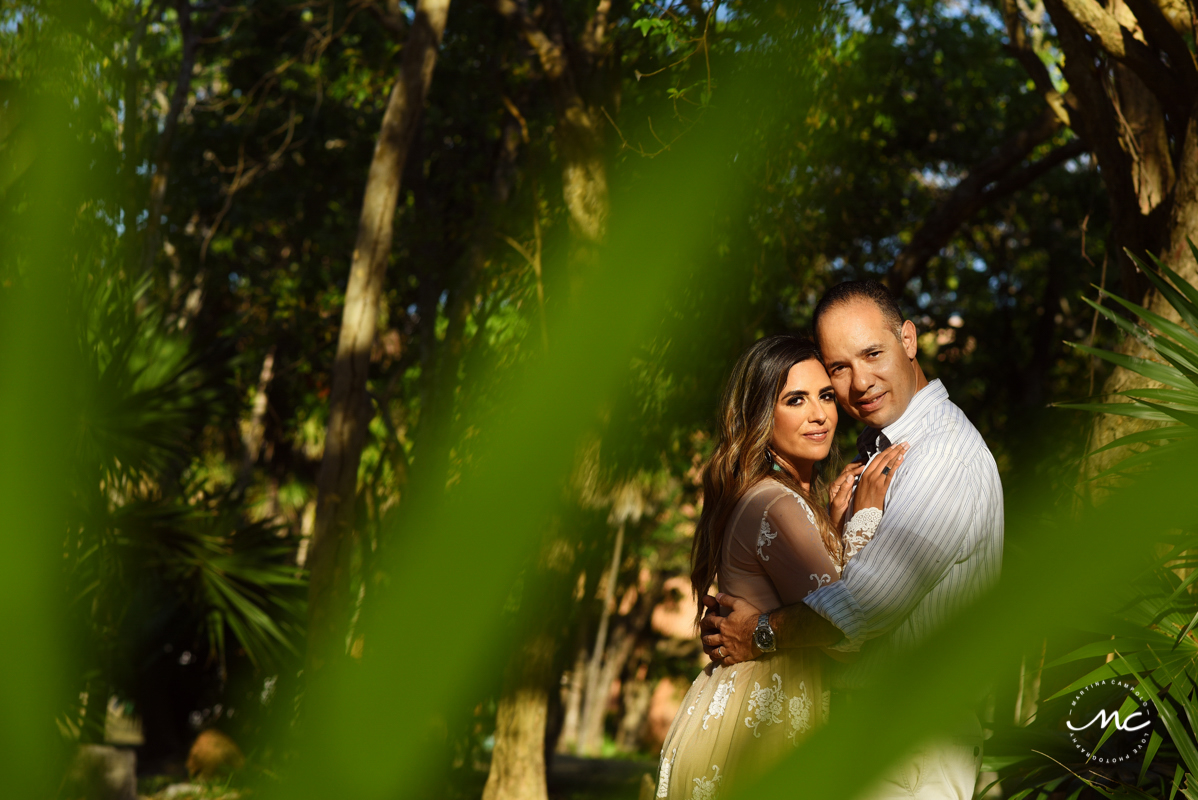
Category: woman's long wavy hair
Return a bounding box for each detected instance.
[690,335,841,618]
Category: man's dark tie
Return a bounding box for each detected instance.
[857,430,891,461]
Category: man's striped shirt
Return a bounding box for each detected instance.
[803,379,1004,689]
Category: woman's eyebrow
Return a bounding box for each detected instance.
[780,389,809,399]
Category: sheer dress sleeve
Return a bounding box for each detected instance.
[755,487,842,606]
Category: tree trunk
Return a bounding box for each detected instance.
[482,632,557,800]
[120,5,150,250]
[555,644,587,753]
[305,0,451,675]
[576,616,641,756]
[576,560,661,757]
[552,96,608,246]
[1083,114,1198,478]
[492,0,610,246]
[140,0,204,276]
[409,115,524,491]
[480,2,615,787]
[615,654,652,752]
[235,345,276,493]
[576,522,624,755]
[1010,0,1198,479]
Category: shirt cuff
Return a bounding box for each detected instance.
[803,580,866,652]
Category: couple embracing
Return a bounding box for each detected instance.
[653,280,1003,800]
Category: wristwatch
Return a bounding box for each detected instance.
[753,613,777,653]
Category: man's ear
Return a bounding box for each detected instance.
[901,319,918,360]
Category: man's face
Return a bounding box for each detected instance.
[817,299,920,428]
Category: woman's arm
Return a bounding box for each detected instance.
[757,489,842,605]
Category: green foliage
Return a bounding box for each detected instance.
[1058,245,1198,481]
[67,268,307,697]
[982,249,1198,799]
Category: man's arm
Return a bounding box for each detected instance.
[770,601,844,648]
[802,448,979,651]
[699,593,844,666]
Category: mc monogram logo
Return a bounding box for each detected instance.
[1065,680,1158,764]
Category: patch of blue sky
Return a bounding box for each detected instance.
[1063,152,1091,174]
[917,162,961,191]
[940,0,1003,31]
[0,8,23,33]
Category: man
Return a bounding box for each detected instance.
[699,280,1003,799]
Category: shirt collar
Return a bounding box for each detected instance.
[855,379,949,455]
[883,378,948,444]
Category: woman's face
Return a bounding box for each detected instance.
[770,358,838,467]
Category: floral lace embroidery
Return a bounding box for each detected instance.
[778,485,817,526]
[757,515,778,560]
[786,681,813,743]
[690,765,722,800]
[744,673,786,738]
[821,689,831,723]
[805,573,832,596]
[656,748,676,798]
[843,506,883,561]
[703,670,737,730]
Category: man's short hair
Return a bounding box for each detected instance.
[813,279,905,344]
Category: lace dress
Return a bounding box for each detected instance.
[654,478,882,799]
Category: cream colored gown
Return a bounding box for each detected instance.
[654,477,880,800]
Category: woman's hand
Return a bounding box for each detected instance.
[854,442,908,512]
[828,461,865,532]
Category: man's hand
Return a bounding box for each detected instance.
[698,592,763,666]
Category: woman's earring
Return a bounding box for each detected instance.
[766,448,782,472]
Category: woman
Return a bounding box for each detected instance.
[654,335,904,799]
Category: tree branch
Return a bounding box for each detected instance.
[985,137,1088,197]
[357,0,408,41]
[681,0,707,24]
[1000,0,1075,128]
[887,132,1086,290]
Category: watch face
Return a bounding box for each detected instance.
[754,627,775,651]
